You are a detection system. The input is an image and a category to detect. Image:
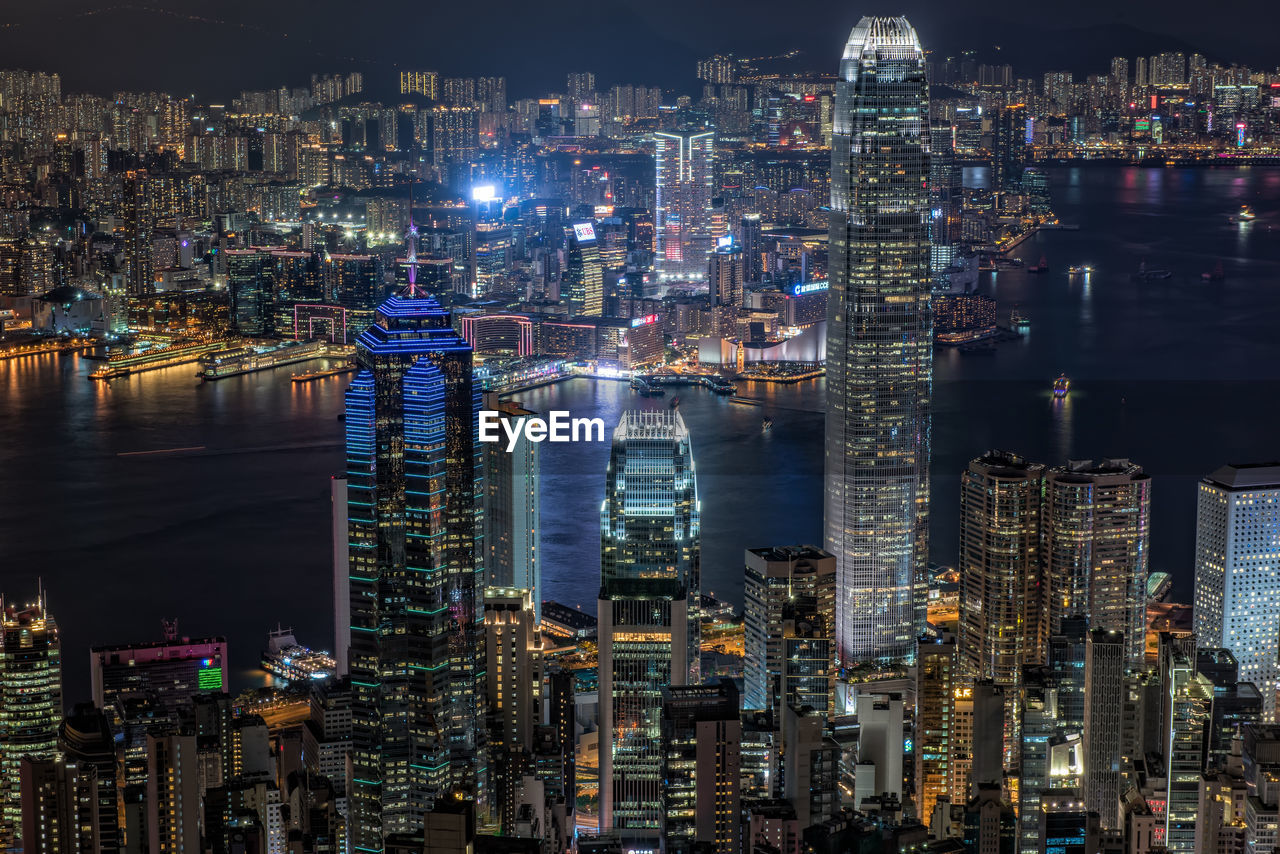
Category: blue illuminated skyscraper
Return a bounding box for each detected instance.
[825,16,933,669]
[345,293,483,851]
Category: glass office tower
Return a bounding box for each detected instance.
[598,410,700,839]
[654,130,715,281]
[345,294,483,852]
[825,16,933,669]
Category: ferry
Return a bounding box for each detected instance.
[199,339,329,380]
[1230,205,1257,224]
[1053,374,1070,399]
[261,626,336,684]
[1067,265,1094,276]
[630,377,665,397]
[1010,309,1031,333]
[1027,255,1049,274]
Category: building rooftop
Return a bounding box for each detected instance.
[1206,463,1280,490]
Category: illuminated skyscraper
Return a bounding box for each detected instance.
[708,238,745,308]
[1083,629,1125,829]
[825,16,932,669]
[345,293,483,851]
[1043,459,1150,667]
[992,104,1028,201]
[916,631,957,825]
[564,223,604,317]
[1193,463,1280,721]
[482,395,540,614]
[0,597,62,851]
[959,451,1046,686]
[743,546,836,713]
[661,681,742,854]
[598,410,700,839]
[654,130,714,281]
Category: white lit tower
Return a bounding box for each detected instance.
[825,16,933,672]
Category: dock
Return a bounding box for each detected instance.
[90,339,232,380]
[292,365,357,383]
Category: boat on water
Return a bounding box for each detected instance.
[762,416,773,433]
[261,626,336,684]
[1053,374,1070,399]
[1067,265,1094,275]
[669,395,680,410]
[1230,205,1257,224]
[1132,260,1172,281]
[1027,255,1049,274]
[1010,308,1031,333]
[630,377,665,397]
[1202,261,1226,282]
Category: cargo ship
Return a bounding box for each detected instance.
[199,339,329,380]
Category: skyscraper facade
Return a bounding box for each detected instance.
[825,16,933,669]
[0,598,62,852]
[1083,629,1126,829]
[654,130,714,281]
[661,681,742,854]
[1043,459,1151,667]
[598,410,700,838]
[959,451,1046,686]
[1193,463,1280,721]
[742,545,836,712]
[481,395,540,617]
[564,223,604,317]
[344,293,483,851]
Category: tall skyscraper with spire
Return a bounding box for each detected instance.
[825,16,933,670]
[344,292,484,851]
[598,410,700,840]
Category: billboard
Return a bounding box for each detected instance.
[573,222,597,242]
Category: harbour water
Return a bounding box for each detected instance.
[4,166,1280,698]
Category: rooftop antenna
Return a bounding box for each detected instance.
[405,178,419,296]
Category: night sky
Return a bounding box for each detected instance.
[2,0,1276,101]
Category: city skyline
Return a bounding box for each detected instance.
[0,4,1275,101]
[2,5,1280,854]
